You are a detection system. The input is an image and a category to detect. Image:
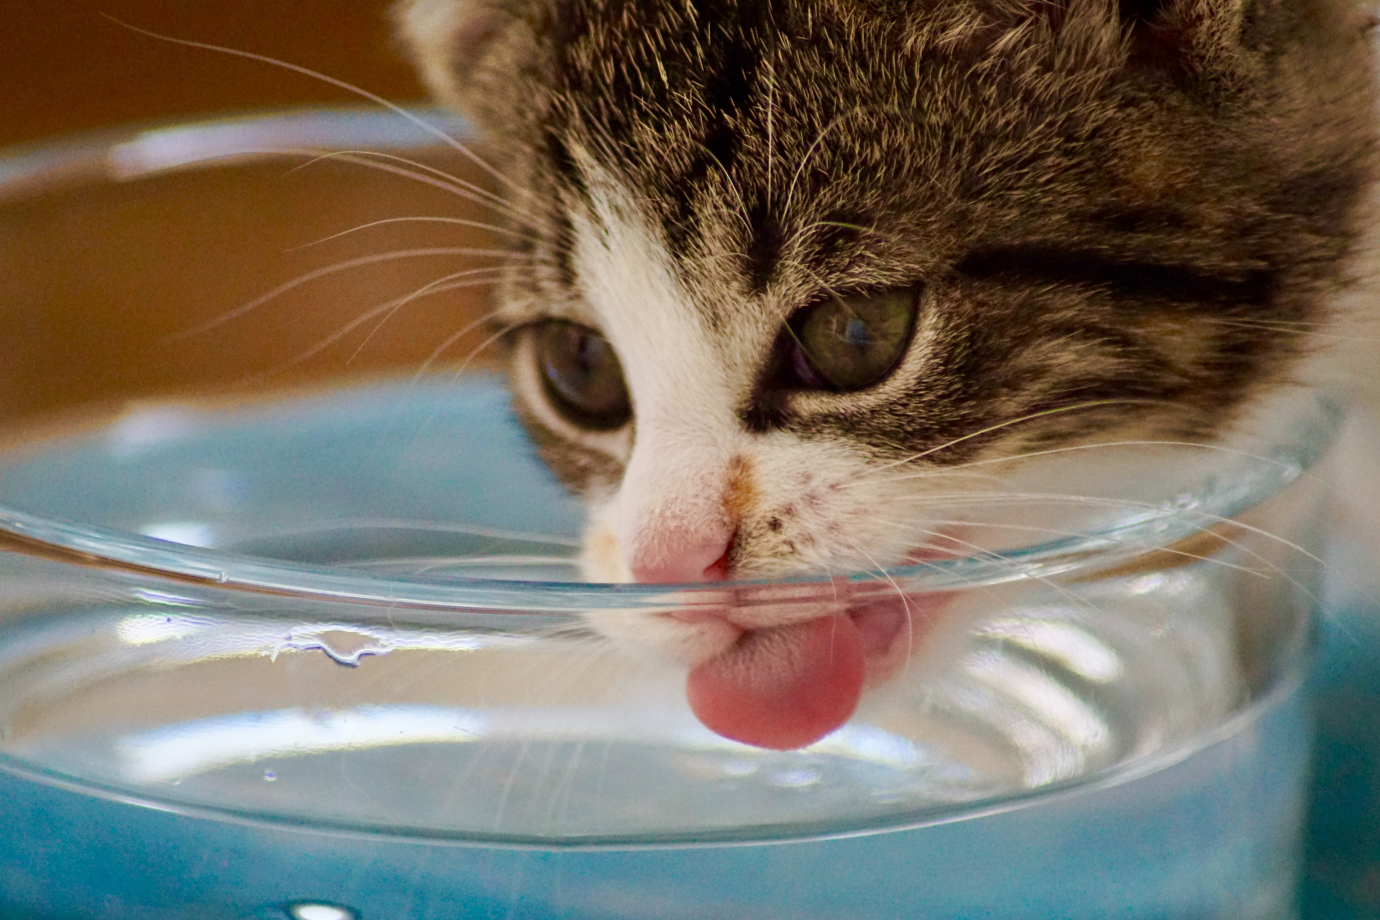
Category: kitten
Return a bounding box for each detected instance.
[397,0,1378,748]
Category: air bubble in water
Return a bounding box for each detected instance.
[285,627,390,667]
[286,903,358,920]
[772,768,822,789]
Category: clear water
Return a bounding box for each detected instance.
[0,379,1325,918]
[0,563,1273,839]
[0,684,1310,919]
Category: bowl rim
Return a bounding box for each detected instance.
[0,375,1342,614]
[0,104,473,205]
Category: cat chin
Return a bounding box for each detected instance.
[582,606,741,667]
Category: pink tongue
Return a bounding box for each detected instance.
[686,615,865,751]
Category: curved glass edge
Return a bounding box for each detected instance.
[0,105,473,204]
[0,383,1345,611]
[0,634,1313,850]
[0,383,1346,612]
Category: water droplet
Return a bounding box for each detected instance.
[263,770,277,782]
[772,768,822,789]
[286,903,357,920]
[286,627,390,667]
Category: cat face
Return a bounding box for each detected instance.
[400,0,1375,636]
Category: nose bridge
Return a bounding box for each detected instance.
[619,415,734,529]
[564,168,762,580]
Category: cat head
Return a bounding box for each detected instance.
[398,0,1375,603]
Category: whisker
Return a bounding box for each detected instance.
[879,489,1330,579]
[444,322,527,380]
[288,216,537,252]
[416,313,529,380]
[1199,318,1372,343]
[907,527,1116,618]
[349,272,503,363]
[286,149,541,229]
[105,17,537,205]
[782,113,848,222]
[936,517,1318,608]
[692,143,752,237]
[843,540,916,657]
[166,248,524,341]
[1197,320,1368,342]
[234,272,502,385]
[871,515,1266,577]
[841,536,1027,634]
[863,438,1308,487]
[864,399,1182,473]
[114,144,540,228]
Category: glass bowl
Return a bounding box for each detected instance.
[0,109,1335,920]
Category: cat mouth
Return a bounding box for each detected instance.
[681,588,949,751]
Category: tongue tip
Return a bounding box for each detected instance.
[691,708,857,751]
[686,615,866,751]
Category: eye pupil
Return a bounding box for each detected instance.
[787,288,919,392]
[534,320,632,430]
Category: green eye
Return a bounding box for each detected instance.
[534,320,632,430]
[789,288,918,391]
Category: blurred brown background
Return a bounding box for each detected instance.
[2,3,502,430]
[5,2,424,147]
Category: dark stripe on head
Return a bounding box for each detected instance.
[661,2,776,259]
[743,198,783,292]
[546,129,590,206]
[551,209,578,289]
[956,245,1277,308]
[1088,205,1190,233]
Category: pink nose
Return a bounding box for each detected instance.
[628,539,731,584]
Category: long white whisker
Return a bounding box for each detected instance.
[416,311,529,380]
[289,216,536,252]
[118,144,539,227]
[235,273,502,385]
[286,149,541,228]
[906,528,1116,619]
[881,489,1329,575]
[1201,317,1378,343]
[167,248,522,341]
[349,272,502,362]
[865,400,1176,473]
[870,515,1266,577]
[843,541,916,659]
[782,115,849,222]
[105,17,537,204]
[443,322,526,380]
[865,438,1316,487]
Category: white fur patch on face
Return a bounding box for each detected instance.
[567,164,753,584]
